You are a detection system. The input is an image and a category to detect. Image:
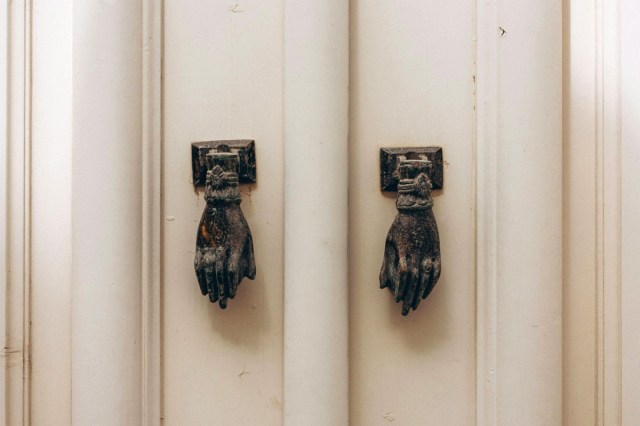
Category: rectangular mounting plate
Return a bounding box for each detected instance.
[191,140,256,187]
[380,147,443,191]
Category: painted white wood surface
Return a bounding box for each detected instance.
[563,1,599,423]
[477,0,562,425]
[141,0,163,424]
[71,1,143,424]
[30,0,72,424]
[161,1,285,424]
[563,0,626,423]
[484,1,563,422]
[621,0,640,422]
[349,0,562,424]
[283,1,349,425]
[6,0,640,424]
[0,1,8,420]
[348,0,476,424]
[599,2,623,424]
[2,1,31,424]
[476,3,562,425]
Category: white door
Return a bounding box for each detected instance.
[3,0,640,425]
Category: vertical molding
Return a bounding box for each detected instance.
[2,0,31,424]
[563,0,622,422]
[0,1,8,420]
[30,0,73,423]
[563,0,597,422]
[283,0,349,424]
[620,0,639,421]
[475,0,563,424]
[598,0,622,424]
[475,0,499,424]
[141,0,162,424]
[563,0,600,423]
[71,1,143,424]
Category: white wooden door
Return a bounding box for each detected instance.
[3,0,640,425]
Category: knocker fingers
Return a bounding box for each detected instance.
[402,262,420,316]
[245,236,257,280]
[205,265,218,303]
[227,253,240,299]
[422,257,440,300]
[394,257,409,303]
[215,257,227,308]
[379,242,396,290]
[379,261,389,290]
[413,258,433,311]
[431,257,441,285]
[195,266,208,296]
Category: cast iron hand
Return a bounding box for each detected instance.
[194,152,256,309]
[380,158,441,316]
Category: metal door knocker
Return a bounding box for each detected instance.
[192,140,257,309]
[379,147,443,316]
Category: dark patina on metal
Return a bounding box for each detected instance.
[192,139,256,187]
[380,146,443,191]
[379,149,442,316]
[194,145,256,309]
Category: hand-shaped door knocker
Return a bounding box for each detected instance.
[193,143,256,309]
[379,148,442,316]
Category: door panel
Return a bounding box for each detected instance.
[18,0,640,425]
[349,1,476,424]
[162,1,284,424]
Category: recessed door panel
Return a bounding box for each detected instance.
[349,1,476,424]
[162,1,284,424]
